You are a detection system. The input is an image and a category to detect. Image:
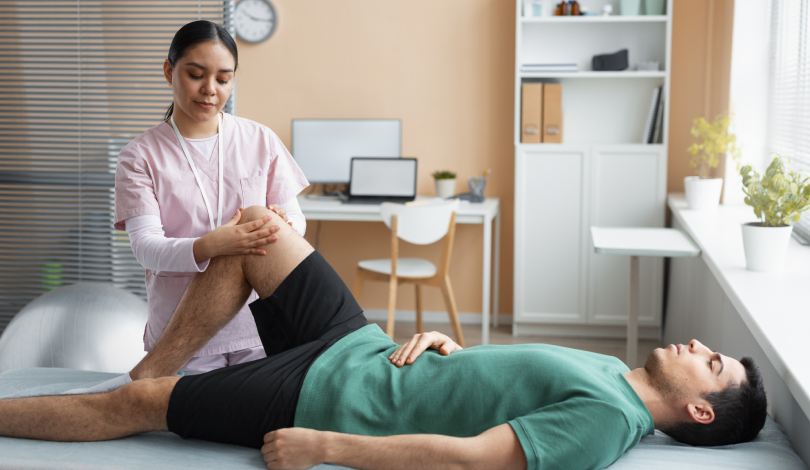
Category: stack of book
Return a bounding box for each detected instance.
[642,86,665,144]
[521,63,579,74]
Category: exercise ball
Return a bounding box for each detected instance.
[0,282,147,374]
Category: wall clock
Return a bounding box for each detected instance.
[234,0,277,43]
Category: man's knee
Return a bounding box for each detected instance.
[114,377,175,412]
[110,377,178,432]
[239,205,280,225]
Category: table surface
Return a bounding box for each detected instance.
[298,196,500,222]
[591,227,701,258]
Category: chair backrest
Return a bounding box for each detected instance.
[380,199,460,245]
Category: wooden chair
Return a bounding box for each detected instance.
[352,200,464,347]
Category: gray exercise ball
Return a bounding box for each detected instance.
[0,282,147,374]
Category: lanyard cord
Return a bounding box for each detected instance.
[169,113,224,231]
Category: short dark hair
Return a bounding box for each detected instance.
[164,20,238,121]
[663,356,767,446]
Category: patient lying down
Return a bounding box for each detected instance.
[0,206,768,470]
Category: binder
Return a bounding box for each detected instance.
[543,83,563,143]
[521,83,543,143]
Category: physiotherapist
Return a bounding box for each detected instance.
[115,21,309,376]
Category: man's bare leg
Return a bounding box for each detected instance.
[0,206,315,442]
[131,205,314,380]
[0,377,179,441]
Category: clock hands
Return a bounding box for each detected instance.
[243,11,273,23]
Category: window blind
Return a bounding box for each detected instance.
[0,0,235,333]
[768,0,810,242]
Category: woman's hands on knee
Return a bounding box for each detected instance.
[193,209,282,261]
[267,204,293,227]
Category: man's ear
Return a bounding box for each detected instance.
[686,403,715,425]
[163,59,173,86]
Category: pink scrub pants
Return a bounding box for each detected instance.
[179,346,267,376]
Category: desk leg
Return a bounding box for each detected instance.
[627,256,640,369]
[493,210,501,328]
[482,216,492,345]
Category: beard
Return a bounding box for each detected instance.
[644,349,689,403]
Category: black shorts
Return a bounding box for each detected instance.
[166,250,367,449]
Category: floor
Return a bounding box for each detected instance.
[371,320,665,369]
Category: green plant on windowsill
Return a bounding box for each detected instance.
[688,112,741,179]
[740,155,810,227]
[431,170,457,180]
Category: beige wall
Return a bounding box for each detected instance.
[237,0,516,315]
[236,0,735,316]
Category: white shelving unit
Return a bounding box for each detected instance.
[520,15,667,23]
[520,71,666,78]
[512,0,672,339]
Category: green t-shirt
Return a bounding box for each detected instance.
[295,325,654,470]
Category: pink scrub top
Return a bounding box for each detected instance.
[114,113,309,356]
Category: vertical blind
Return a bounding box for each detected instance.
[768,0,810,242]
[0,0,235,332]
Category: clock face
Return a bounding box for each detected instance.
[234,0,277,43]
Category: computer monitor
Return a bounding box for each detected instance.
[291,119,401,184]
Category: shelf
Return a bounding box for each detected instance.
[520,15,667,23]
[519,71,666,78]
[515,142,665,147]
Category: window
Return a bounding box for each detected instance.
[0,1,235,332]
[768,0,810,241]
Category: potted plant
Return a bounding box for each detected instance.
[685,112,741,210]
[432,170,457,199]
[739,155,810,272]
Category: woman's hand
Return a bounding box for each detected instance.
[193,209,281,261]
[388,331,463,367]
[262,428,325,470]
[267,204,294,228]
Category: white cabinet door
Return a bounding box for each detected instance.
[514,145,589,323]
[587,145,666,326]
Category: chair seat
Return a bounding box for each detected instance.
[357,258,437,278]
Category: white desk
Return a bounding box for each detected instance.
[591,227,701,368]
[298,196,501,344]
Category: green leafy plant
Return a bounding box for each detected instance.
[740,155,810,227]
[431,170,456,180]
[687,112,741,179]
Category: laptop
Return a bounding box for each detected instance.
[344,157,417,204]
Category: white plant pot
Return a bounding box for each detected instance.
[684,176,723,210]
[741,223,793,272]
[435,179,456,199]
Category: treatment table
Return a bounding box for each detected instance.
[0,368,806,470]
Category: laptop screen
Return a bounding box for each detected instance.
[349,158,417,197]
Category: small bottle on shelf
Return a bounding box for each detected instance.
[570,0,580,15]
